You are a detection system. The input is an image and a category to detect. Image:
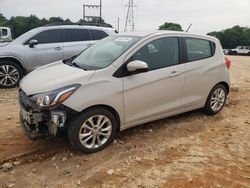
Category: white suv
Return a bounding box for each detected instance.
[19,31,231,153]
[0,25,116,88]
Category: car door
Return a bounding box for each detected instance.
[243,46,249,54]
[238,46,245,54]
[123,36,185,125]
[182,37,217,108]
[24,29,64,70]
[63,29,95,60]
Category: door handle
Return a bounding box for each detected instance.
[87,44,92,48]
[54,47,62,51]
[169,71,182,77]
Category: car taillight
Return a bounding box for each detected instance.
[225,57,231,70]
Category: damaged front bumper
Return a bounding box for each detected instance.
[19,90,75,140]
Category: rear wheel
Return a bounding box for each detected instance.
[68,108,118,153]
[232,51,237,55]
[0,61,23,89]
[205,84,227,115]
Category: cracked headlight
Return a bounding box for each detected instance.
[30,84,80,108]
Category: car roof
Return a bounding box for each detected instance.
[117,30,217,41]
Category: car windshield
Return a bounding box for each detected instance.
[72,35,142,70]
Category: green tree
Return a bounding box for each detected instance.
[48,17,65,23]
[159,22,183,31]
[207,26,250,49]
[78,17,112,28]
[7,16,30,38]
[0,13,7,26]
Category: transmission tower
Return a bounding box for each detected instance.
[124,0,136,32]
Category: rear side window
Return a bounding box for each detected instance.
[89,30,108,40]
[185,38,213,62]
[25,29,63,44]
[64,29,91,42]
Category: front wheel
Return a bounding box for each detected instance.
[204,84,227,115]
[0,61,23,89]
[68,108,118,153]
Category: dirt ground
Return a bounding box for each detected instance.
[0,56,249,188]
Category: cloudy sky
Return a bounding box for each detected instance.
[0,0,249,34]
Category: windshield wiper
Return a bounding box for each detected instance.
[70,62,88,71]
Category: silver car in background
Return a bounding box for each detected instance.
[0,25,116,88]
[19,31,231,153]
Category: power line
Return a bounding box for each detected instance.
[124,0,136,32]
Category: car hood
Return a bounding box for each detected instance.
[20,61,95,95]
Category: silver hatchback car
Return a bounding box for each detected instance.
[0,25,116,88]
[19,31,230,153]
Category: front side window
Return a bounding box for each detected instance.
[64,29,90,42]
[72,36,141,70]
[89,30,108,40]
[2,29,8,36]
[186,38,212,62]
[25,29,63,44]
[131,37,179,71]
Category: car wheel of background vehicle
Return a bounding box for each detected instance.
[204,84,227,115]
[0,61,23,89]
[68,107,118,153]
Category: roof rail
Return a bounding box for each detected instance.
[44,22,76,26]
[44,22,113,28]
[79,23,112,28]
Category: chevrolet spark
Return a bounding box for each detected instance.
[19,31,230,153]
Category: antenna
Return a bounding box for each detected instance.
[124,0,136,32]
[186,23,192,32]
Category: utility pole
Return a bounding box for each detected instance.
[83,0,102,23]
[124,0,136,32]
[117,17,120,33]
[100,0,102,22]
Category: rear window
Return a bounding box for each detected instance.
[186,38,213,62]
[64,29,91,42]
[89,30,108,40]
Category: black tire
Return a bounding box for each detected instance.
[0,61,23,89]
[204,84,227,115]
[68,107,118,153]
[232,51,237,56]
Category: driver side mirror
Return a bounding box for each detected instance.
[29,39,38,48]
[127,60,148,73]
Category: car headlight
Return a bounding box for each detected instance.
[30,84,80,108]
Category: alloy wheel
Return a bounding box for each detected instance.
[79,115,112,149]
[210,88,226,112]
[0,65,20,87]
